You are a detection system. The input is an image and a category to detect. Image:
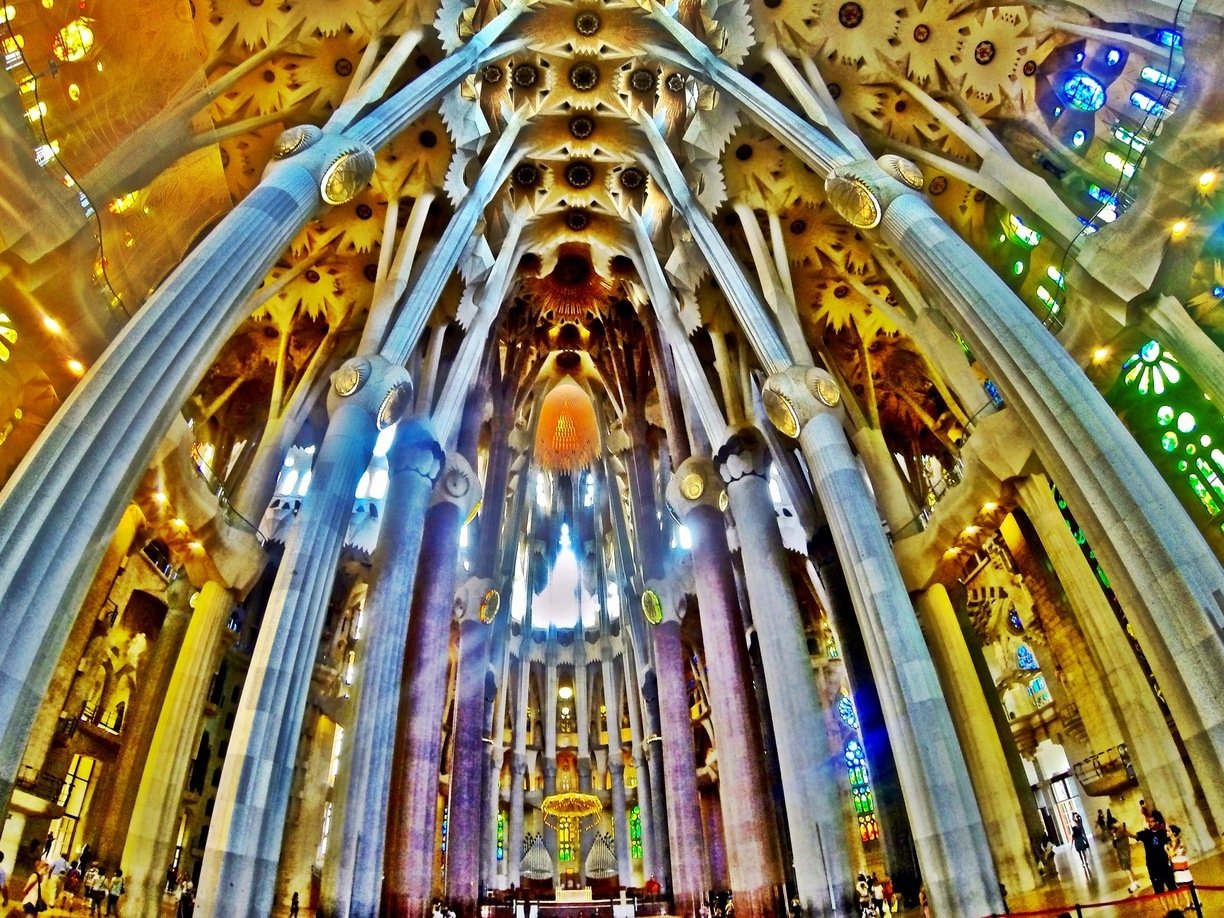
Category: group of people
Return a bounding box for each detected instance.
[171,872,195,918]
[0,854,124,916]
[1040,798,1196,905]
[853,872,895,917]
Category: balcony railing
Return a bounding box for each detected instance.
[1073,743,1138,796]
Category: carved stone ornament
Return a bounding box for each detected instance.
[641,588,663,625]
[825,172,883,229]
[326,354,414,430]
[320,143,377,205]
[377,381,412,429]
[272,124,323,159]
[876,153,924,191]
[762,366,845,437]
[333,358,369,397]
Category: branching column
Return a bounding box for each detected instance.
[761,366,1001,917]
[333,420,445,918]
[715,427,851,913]
[197,356,412,918]
[385,454,481,918]
[667,459,785,918]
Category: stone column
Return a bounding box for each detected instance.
[598,621,632,882]
[447,584,496,917]
[574,628,595,884]
[95,573,195,864]
[701,786,731,891]
[649,594,710,916]
[667,461,785,918]
[0,10,523,818]
[542,635,561,883]
[333,420,445,918]
[761,366,1001,917]
[1014,474,1212,850]
[122,581,234,918]
[385,453,480,918]
[914,585,1039,894]
[716,427,851,914]
[621,642,654,883]
[507,629,532,887]
[196,355,412,918]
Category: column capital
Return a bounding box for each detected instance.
[454,575,498,626]
[431,452,482,519]
[644,571,691,626]
[387,416,445,481]
[825,156,923,230]
[269,126,376,207]
[665,457,727,521]
[715,426,771,484]
[328,353,414,428]
[761,365,844,438]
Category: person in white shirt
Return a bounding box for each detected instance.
[0,851,9,908]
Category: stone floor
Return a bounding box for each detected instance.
[9,843,1224,917]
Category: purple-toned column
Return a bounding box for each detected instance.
[333,419,445,918]
[667,459,785,918]
[446,583,496,918]
[647,587,710,918]
[385,454,481,918]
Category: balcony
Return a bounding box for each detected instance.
[1073,744,1138,797]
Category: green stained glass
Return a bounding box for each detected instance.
[1188,474,1221,514]
[1140,340,1161,362]
[1157,406,1175,425]
[1178,412,1197,433]
[1162,431,1179,452]
[1201,435,1212,447]
[1097,567,1111,588]
[1178,460,1189,472]
[1196,458,1224,504]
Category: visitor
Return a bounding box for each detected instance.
[1105,808,1117,830]
[20,861,47,915]
[870,874,884,914]
[46,850,69,907]
[1111,824,1140,893]
[105,867,125,917]
[0,851,9,908]
[1168,825,1193,909]
[855,874,871,915]
[1037,833,1057,878]
[1127,810,1175,893]
[41,834,54,859]
[290,890,300,917]
[1095,809,1106,839]
[1071,814,1090,871]
[175,873,196,918]
[83,862,102,916]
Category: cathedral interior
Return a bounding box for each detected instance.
[1,0,1224,915]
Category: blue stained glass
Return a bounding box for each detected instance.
[1064,72,1106,112]
[1017,644,1039,670]
[838,693,859,730]
[1008,608,1024,632]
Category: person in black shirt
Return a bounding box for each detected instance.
[1128,810,1176,893]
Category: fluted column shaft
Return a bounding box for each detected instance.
[385,471,471,918]
[914,585,1039,894]
[197,356,409,917]
[0,164,319,819]
[447,615,494,915]
[95,576,195,864]
[334,421,444,918]
[670,461,785,918]
[878,192,1224,825]
[776,381,999,917]
[1015,475,1212,849]
[123,581,234,918]
[652,616,710,915]
[717,430,850,913]
[600,642,632,881]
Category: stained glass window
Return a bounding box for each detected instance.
[1017,644,1038,670]
[630,805,642,860]
[1028,675,1052,708]
[844,739,877,841]
[497,811,506,861]
[1007,608,1024,634]
[558,820,574,862]
[1063,72,1106,111]
[441,805,449,854]
[837,690,859,730]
